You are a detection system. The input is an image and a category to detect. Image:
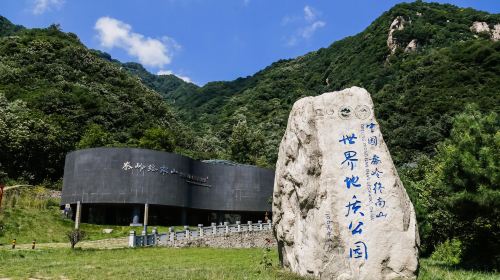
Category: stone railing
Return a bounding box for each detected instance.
[129,220,272,247]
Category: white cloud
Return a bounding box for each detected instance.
[32,0,65,15]
[304,5,316,22]
[95,17,177,68]
[284,5,326,46]
[157,70,192,84]
[301,20,326,39]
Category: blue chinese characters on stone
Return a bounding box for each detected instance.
[350,241,368,260]
[371,155,381,165]
[344,175,361,189]
[376,212,388,218]
[342,151,358,170]
[349,221,364,235]
[345,195,364,217]
[366,123,376,133]
[339,133,357,145]
[373,182,384,194]
[371,168,383,178]
[375,197,386,208]
[368,136,378,146]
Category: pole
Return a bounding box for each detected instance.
[75,201,81,230]
[143,203,149,233]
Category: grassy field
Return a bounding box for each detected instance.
[0,247,305,280]
[1,187,499,279]
[0,186,195,245]
[0,247,498,280]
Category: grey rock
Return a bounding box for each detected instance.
[273,87,419,279]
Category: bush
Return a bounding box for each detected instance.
[66,229,86,249]
[431,239,462,266]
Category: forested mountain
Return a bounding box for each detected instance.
[0,17,193,183]
[147,2,499,168]
[0,1,498,269]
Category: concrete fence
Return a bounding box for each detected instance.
[129,220,272,247]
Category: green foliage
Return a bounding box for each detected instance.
[151,2,499,168]
[431,239,462,266]
[403,106,499,270]
[0,94,68,181]
[0,23,188,183]
[228,117,266,165]
[0,16,23,36]
[138,127,175,152]
[77,124,114,149]
[121,62,199,100]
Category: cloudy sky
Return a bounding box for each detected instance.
[1,0,498,85]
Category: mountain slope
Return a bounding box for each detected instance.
[121,62,199,100]
[157,2,499,167]
[0,22,189,182]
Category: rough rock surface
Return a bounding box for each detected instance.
[404,39,418,52]
[491,24,500,41]
[470,21,500,41]
[387,16,406,54]
[273,87,419,279]
[471,21,490,34]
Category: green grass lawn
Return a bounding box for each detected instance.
[0,247,498,280]
[0,206,159,244]
[1,187,498,279]
[0,247,305,280]
[0,186,196,245]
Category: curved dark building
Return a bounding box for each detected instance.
[61,148,274,226]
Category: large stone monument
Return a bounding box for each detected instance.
[273,87,419,279]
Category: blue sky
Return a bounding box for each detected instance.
[1,0,498,85]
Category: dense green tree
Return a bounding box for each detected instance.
[0,20,188,182]
[76,124,114,149]
[0,94,68,182]
[434,106,499,269]
[402,106,499,269]
[228,118,265,165]
[139,127,176,152]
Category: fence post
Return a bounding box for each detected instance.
[129,230,136,247]
[198,224,203,237]
[211,222,217,235]
[184,226,190,239]
[141,227,147,246]
[248,221,253,231]
[236,221,241,232]
[152,227,158,245]
[258,220,263,231]
[224,222,229,234]
[169,227,175,242]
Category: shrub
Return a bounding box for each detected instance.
[431,239,462,266]
[66,229,87,249]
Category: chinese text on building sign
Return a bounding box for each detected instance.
[121,161,208,184]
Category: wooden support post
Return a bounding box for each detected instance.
[74,201,82,230]
[143,203,149,233]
